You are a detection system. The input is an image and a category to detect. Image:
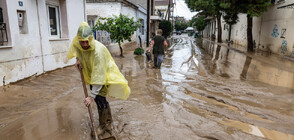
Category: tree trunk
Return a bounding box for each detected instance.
[247,15,253,52]
[138,36,142,48]
[228,24,232,41]
[119,45,123,57]
[240,56,252,79]
[216,14,222,43]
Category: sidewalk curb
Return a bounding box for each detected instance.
[199,38,294,73]
[202,38,294,62]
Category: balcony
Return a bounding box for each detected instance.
[150,9,163,21]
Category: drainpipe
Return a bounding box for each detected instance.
[228,24,232,41]
[258,15,263,48]
[36,0,45,73]
[84,0,87,21]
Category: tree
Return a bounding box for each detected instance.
[175,21,188,31]
[188,15,197,27]
[93,14,141,56]
[221,2,239,42]
[185,0,225,43]
[222,0,270,51]
[194,15,207,32]
[159,20,173,38]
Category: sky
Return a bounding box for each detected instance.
[173,0,197,20]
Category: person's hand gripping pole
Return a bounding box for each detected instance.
[76,59,99,140]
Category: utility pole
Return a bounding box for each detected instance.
[167,0,171,21]
[165,0,171,21]
[172,1,175,28]
[147,0,150,47]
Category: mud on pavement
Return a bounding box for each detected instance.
[0,37,294,140]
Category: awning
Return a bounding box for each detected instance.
[185,27,194,31]
[204,16,214,20]
[150,15,163,21]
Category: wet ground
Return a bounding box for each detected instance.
[0,34,294,140]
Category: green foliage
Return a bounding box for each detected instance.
[194,15,206,31]
[185,0,223,17]
[159,20,173,38]
[220,0,270,25]
[134,48,144,55]
[226,0,270,17]
[188,15,197,27]
[93,14,141,47]
[175,21,188,31]
[223,11,239,25]
[185,0,225,43]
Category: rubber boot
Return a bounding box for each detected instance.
[106,103,113,123]
[97,108,108,136]
[105,104,113,135]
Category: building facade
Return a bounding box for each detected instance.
[136,5,147,48]
[86,0,147,47]
[154,0,174,21]
[0,0,85,86]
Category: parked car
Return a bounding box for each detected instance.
[176,31,181,35]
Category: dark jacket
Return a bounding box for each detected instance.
[152,35,165,55]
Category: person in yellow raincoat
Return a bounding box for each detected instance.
[67,22,130,135]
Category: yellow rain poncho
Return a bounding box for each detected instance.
[67,22,130,100]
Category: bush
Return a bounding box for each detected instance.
[93,14,141,56]
[134,48,144,55]
[194,16,207,32]
[159,20,173,38]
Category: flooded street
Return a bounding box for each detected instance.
[1,35,294,140]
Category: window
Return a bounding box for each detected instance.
[87,19,95,28]
[140,19,144,35]
[0,7,3,23]
[47,5,60,38]
[0,4,10,46]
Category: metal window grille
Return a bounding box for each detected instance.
[0,8,8,45]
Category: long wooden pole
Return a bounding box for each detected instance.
[78,67,98,140]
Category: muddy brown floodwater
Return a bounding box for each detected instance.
[0,35,294,140]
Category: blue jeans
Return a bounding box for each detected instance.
[153,54,163,68]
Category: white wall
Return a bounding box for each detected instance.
[136,5,147,48]
[0,0,43,86]
[222,14,249,46]
[121,3,137,42]
[86,2,139,44]
[257,3,294,55]
[86,2,121,18]
[209,2,294,56]
[0,0,84,86]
